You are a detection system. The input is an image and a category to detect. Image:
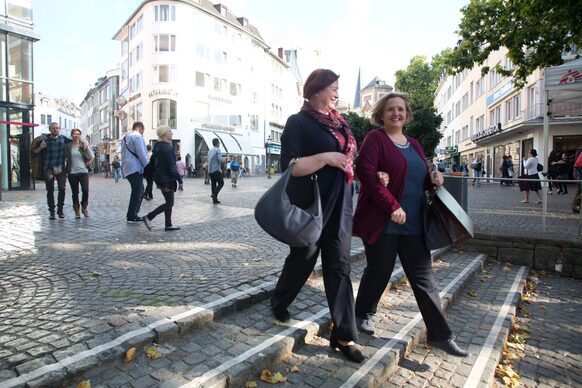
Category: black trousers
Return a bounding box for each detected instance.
[44,169,67,212]
[144,176,154,199]
[210,171,224,198]
[355,234,452,342]
[271,201,358,342]
[68,173,89,206]
[146,189,174,227]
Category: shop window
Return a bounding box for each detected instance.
[152,99,177,129]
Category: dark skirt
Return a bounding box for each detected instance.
[519,173,541,192]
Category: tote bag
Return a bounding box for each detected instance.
[254,163,322,247]
[424,186,474,250]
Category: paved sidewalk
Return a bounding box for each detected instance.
[0,175,580,387]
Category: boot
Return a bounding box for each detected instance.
[81,202,89,218]
[73,204,81,219]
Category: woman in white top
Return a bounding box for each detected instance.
[520,148,542,204]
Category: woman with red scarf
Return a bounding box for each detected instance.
[270,69,364,363]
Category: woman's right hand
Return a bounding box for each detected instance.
[390,207,406,225]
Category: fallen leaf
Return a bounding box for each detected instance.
[259,369,287,384]
[78,381,91,388]
[290,365,300,373]
[145,347,162,360]
[468,290,477,297]
[91,272,102,277]
[125,347,137,363]
[245,381,258,388]
[260,369,273,383]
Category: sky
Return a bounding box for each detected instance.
[33,0,468,105]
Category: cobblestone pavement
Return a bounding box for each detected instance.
[0,174,580,387]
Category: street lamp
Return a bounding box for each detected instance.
[266,136,271,178]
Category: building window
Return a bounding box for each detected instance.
[130,102,143,122]
[129,14,143,39]
[475,78,484,97]
[40,114,46,124]
[154,34,176,52]
[47,114,52,123]
[129,72,142,93]
[489,64,503,88]
[6,0,33,24]
[153,65,176,83]
[154,5,176,21]
[476,115,484,131]
[213,77,221,92]
[129,42,143,67]
[461,125,468,141]
[121,59,128,80]
[230,115,241,127]
[152,99,177,128]
[100,87,108,104]
[489,106,501,127]
[230,82,241,96]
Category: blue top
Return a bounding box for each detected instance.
[207,147,223,173]
[121,131,149,177]
[384,142,426,235]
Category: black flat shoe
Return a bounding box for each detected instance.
[427,339,469,357]
[165,226,180,231]
[330,337,365,363]
[273,308,290,323]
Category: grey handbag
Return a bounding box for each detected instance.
[254,163,323,247]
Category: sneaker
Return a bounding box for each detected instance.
[127,217,143,223]
[143,216,152,230]
[356,315,375,335]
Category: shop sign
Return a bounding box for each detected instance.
[266,142,281,155]
[486,80,514,107]
[148,89,178,98]
[445,146,458,154]
[201,123,235,132]
[208,95,232,104]
[128,93,141,102]
[472,124,502,142]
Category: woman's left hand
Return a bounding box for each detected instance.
[430,170,444,186]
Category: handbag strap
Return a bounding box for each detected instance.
[123,136,140,159]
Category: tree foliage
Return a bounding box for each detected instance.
[394,56,444,157]
[443,0,582,88]
[342,111,372,147]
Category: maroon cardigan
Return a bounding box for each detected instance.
[352,128,431,244]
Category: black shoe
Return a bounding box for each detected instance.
[57,211,65,219]
[49,212,56,220]
[127,217,143,223]
[573,206,580,214]
[144,195,152,201]
[427,339,469,357]
[330,337,365,363]
[165,226,180,231]
[273,308,290,323]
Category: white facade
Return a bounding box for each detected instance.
[111,0,302,174]
[34,93,81,138]
[434,46,582,176]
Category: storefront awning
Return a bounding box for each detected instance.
[195,129,218,150]
[213,132,242,154]
[230,133,260,155]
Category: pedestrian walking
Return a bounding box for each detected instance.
[230,158,240,187]
[102,159,111,179]
[352,92,469,358]
[30,122,72,219]
[111,156,122,183]
[520,148,543,204]
[471,155,483,186]
[547,150,560,194]
[144,144,154,201]
[572,146,582,213]
[142,125,182,231]
[208,138,224,204]
[203,161,210,184]
[270,69,364,363]
[176,155,185,191]
[65,128,94,218]
[121,121,149,223]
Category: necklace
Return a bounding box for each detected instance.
[385,131,408,147]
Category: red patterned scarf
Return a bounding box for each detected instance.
[301,102,357,184]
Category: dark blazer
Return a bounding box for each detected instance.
[353,128,431,244]
[152,141,182,190]
[281,111,351,233]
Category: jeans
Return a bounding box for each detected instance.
[67,173,89,206]
[146,188,175,227]
[355,234,452,341]
[473,169,482,186]
[210,171,224,199]
[126,172,144,220]
[44,168,67,213]
[113,168,121,182]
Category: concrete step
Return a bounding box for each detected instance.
[54,249,494,388]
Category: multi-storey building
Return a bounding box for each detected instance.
[79,69,120,167]
[346,76,393,115]
[34,93,80,138]
[109,0,302,174]
[0,0,38,191]
[435,46,582,177]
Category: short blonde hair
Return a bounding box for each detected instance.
[370,92,413,127]
[156,125,171,139]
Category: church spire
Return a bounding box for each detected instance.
[353,67,361,108]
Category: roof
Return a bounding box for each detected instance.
[362,77,393,90]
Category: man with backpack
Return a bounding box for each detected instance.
[230,159,240,187]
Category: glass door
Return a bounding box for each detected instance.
[7,109,33,189]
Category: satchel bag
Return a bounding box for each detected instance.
[254,163,322,247]
[423,186,474,250]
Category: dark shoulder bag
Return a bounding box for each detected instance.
[254,163,322,247]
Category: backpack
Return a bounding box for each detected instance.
[231,161,240,171]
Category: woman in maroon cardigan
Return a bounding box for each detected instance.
[352,93,468,357]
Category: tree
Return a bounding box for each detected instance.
[443,0,582,88]
[342,111,372,147]
[394,56,444,157]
